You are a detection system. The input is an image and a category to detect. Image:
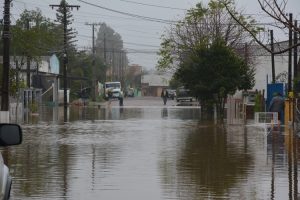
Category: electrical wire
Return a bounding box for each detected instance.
[118,0,187,11]
[76,0,176,24]
[78,34,159,47]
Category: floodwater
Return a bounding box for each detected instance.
[4,103,300,200]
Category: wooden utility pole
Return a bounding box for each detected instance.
[104,32,107,82]
[288,13,293,92]
[270,30,275,83]
[26,19,31,87]
[50,1,79,121]
[85,22,102,101]
[1,0,11,111]
[294,20,298,79]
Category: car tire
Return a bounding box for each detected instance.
[4,176,12,200]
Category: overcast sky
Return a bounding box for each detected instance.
[2,0,300,70]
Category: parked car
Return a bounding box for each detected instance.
[176,88,193,102]
[126,88,134,97]
[0,124,22,200]
[166,89,176,100]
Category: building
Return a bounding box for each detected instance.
[249,40,299,93]
[0,54,66,105]
[141,70,172,97]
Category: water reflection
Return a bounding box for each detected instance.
[161,108,168,118]
[159,123,252,199]
[5,106,300,199]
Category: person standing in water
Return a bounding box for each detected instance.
[161,89,169,105]
[268,92,285,123]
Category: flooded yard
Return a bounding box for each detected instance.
[4,102,300,199]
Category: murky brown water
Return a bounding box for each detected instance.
[4,105,300,199]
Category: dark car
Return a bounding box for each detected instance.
[166,89,176,100]
[176,88,193,102]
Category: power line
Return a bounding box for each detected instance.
[76,0,175,24]
[118,0,186,11]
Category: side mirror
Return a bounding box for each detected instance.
[0,124,22,146]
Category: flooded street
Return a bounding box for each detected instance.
[5,97,300,199]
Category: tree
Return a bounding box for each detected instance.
[223,0,300,91]
[157,0,260,72]
[11,9,58,66]
[54,0,78,53]
[222,0,300,55]
[68,51,106,101]
[5,9,58,94]
[175,39,255,118]
[157,0,257,118]
[95,23,128,82]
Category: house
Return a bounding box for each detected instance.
[249,41,299,92]
[126,64,142,96]
[228,40,299,122]
[141,70,172,97]
[0,54,67,105]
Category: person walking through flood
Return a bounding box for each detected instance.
[268,92,285,123]
[161,89,169,105]
[119,91,124,106]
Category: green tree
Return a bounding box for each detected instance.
[175,40,255,118]
[3,9,58,95]
[157,0,260,72]
[168,77,182,89]
[11,9,58,66]
[157,0,259,119]
[54,0,78,53]
[68,51,106,101]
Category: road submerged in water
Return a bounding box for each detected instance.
[5,97,300,200]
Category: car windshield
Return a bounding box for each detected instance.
[106,83,120,88]
[178,89,190,96]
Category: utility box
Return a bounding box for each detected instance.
[267,83,286,123]
[58,89,70,105]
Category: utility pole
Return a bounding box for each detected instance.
[26,19,31,87]
[288,13,293,92]
[104,32,107,82]
[294,20,298,79]
[50,1,79,122]
[85,22,102,101]
[112,48,115,81]
[270,30,275,83]
[1,0,11,111]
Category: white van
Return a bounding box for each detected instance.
[104,81,121,99]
